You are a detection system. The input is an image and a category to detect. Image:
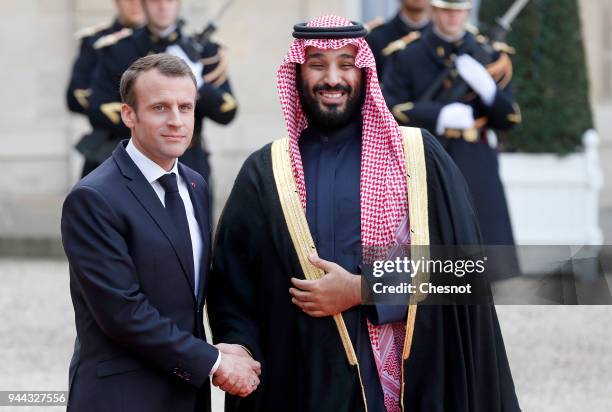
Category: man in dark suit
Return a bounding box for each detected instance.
[61,54,260,412]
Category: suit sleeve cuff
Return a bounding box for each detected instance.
[209,350,221,376]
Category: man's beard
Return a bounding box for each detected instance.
[298,78,364,131]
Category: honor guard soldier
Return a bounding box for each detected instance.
[366,0,432,77]
[382,0,522,258]
[66,0,145,115]
[83,0,237,183]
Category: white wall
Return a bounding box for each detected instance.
[0,0,609,242]
[0,0,361,240]
[0,1,74,238]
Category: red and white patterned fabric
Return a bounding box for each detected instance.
[276,15,409,412]
[368,321,406,412]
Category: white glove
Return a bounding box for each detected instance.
[436,103,475,135]
[487,130,498,149]
[165,44,204,89]
[456,54,496,106]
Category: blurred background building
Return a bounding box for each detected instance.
[582,0,612,218]
[0,0,610,254]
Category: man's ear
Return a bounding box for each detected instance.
[120,103,136,129]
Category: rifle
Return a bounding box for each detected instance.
[193,0,236,49]
[418,0,530,104]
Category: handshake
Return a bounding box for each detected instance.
[212,343,261,397]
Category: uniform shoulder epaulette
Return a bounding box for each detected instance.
[365,16,385,33]
[74,21,113,39]
[382,31,421,57]
[465,23,480,35]
[474,33,516,55]
[492,41,516,55]
[93,28,133,50]
[475,34,488,44]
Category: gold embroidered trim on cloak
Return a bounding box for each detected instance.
[399,127,430,411]
[271,137,368,412]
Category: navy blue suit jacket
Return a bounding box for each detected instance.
[61,141,216,412]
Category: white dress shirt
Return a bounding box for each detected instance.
[126,140,203,294]
[125,140,221,375]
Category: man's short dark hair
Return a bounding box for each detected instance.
[119,53,197,109]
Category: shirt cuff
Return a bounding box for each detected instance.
[209,350,221,376]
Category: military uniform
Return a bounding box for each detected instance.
[66,19,124,114]
[84,22,237,182]
[382,26,521,255]
[366,13,432,77]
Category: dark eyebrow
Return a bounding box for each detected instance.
[306,52,324,59]
[306,52,356,60]
[148,100,194,107]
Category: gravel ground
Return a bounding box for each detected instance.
[0,258,610,411]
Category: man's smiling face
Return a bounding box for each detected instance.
[298,45,364,129]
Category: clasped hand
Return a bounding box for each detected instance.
[289,254,362,317]
[212,343,261,397]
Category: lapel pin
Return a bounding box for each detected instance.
[191,181,196,188]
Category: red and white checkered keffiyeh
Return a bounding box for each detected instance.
[277,14,408,251]
[277,15,409,412]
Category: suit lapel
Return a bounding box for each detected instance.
[113,143,196,298]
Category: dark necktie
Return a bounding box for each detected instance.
[157,173,194,283]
